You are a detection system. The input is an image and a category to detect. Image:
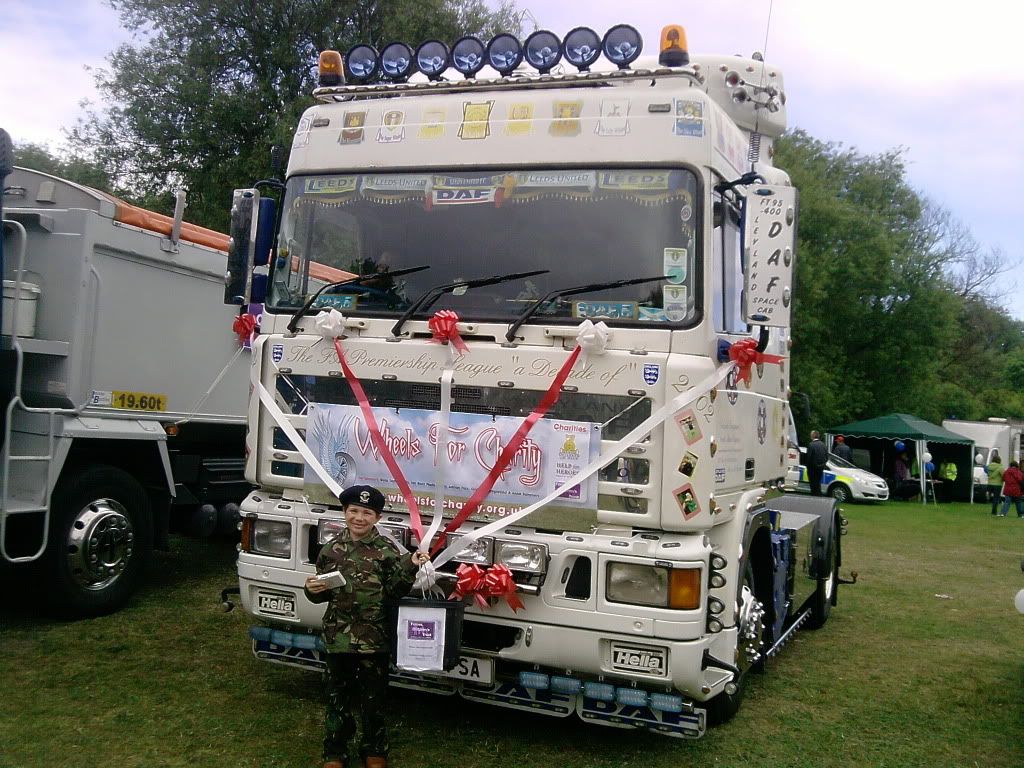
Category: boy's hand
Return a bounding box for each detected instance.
[412,551,431,566]
[305,576,330,594]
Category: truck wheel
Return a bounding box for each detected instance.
[807,515,839,629]
[42,465,153,617]
[706,562,766,725]
[829,483,850,502]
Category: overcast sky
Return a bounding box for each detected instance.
[1,0,1020,317]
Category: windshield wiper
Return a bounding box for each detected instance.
[390,270,549,338]
[504,275,669,343]
[286,265,430,334]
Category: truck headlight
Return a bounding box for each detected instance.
[606,563,701,609]
[317,518,345,544]
[495,540,547,573]
[446,533,493,565]
[252,520,292,557]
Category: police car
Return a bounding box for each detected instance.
[786,449,890,502]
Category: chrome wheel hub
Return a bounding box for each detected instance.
[65,499,135,590]
[736,584,765,670]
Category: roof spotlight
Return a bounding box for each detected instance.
[602,24,643,69]
[524,30,562,74]
[344,44,380,82]
[486,33,524,76]
[562,26,601,71]
[380,42,415,81]
[416,40,450,80]
[452,36,486,78]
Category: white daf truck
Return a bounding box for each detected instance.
[1,155,252,616]
[229,24,844,737]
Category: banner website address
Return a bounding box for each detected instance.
[384,492,521,518]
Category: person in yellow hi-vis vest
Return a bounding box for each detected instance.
[938,460,958,502]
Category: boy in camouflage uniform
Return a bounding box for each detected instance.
[305,485,429,768]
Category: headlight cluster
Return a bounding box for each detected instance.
[317,518,346,545]
[606,562,701,609]
[251,520,292,558]
[444,533,548,574]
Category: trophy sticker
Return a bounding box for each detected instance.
[674,408,703,445]
[505,102,534,136]
[664,247,687,284]
[418,108,446,139]
[550,100,583,137]
[673,483,701,520]
[596,98,630,136]
[678,451,699,477]
[459,101,494,140]
[339,111,367,144]
[376,110,406,143]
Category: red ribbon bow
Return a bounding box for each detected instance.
[450,563,524,612]
[728,337,784,386]
[428,310,468,355]
[232,313,258,346]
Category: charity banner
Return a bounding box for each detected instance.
[304,403,601,514]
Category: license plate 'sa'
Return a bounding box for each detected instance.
[441,656,493,684]
[257,591,296,618]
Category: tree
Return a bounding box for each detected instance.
[70,0,520,229]
[13,142,112,192]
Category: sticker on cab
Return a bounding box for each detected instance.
[111,391,167,411]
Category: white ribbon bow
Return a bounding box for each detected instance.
[412,560,440,592]
[313,309,347,339]
[576,319,610,354]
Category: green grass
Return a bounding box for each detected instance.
[2,501,1023,767]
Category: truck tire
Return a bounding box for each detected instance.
[706,561,766,725]
[807,514,839,629]
[42,465,153,617]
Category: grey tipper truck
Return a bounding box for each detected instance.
[1,158,250,616]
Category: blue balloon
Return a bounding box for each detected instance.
[926,461,936,473]
[894,441,905,452]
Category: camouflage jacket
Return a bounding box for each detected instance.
[305,528,416,654]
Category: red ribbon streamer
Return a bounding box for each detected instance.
[433,345,583,553]
[232,313,257,346]
[333,339,425,541]
[428,310,468,355]
[450,563,524,612]
[728,338,785,386]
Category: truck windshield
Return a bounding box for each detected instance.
[269,168,699,326]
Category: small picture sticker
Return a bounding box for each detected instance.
[459,101,494,140]
[418,108,446,139]
[339,111,367,144]
[596,98,630,136]
[663,285,688,322]
[673,483,701,520]
[678,451,699,477]
[550,100,583,137]
[505,103,534,136]
[673,99,704,137]
[674,408,703,445]
[377,110,405,143]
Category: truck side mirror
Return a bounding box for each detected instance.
[741,184,798,327]
[224,189,260,305]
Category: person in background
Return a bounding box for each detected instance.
[892,451,918,501]
[833,435,853,462]
[806,430,828,496]
[998,460,1023,518]
[987,451,1004,515]
[938,459,957,502]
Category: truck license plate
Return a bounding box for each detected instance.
[257,591,296,618]
[441,656,493,684]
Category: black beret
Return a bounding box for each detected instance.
[338,485,386,514]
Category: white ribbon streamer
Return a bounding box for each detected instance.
[432,364,734,568]
[313,308,347,339]
[419,344,456,553]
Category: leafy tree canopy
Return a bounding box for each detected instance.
[69,0,520,229]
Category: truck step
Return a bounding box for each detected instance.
[766,608,810,659]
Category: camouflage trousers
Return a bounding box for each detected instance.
[323,652,390,762]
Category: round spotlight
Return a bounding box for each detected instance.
[602,24,642,69]
[524,30,562,74]
[345,44,380,82]
[380,42,414,81]
[451,36,486,78]
[486,33,524,76]
[416,40,450,80]
[562,26,601,71]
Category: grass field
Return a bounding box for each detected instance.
[2,501,1023,768]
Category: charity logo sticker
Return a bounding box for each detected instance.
[596,98,630,136]
[678,451,699,477]
[418,108,446,139]
[459,101,494,140]
[271,344,284,363]
[757,400,768,445]
[673,483,701,520]
[674,408,703,445]
[673,99,704,137]
[505,103,534,135]
[377,110,405,143]
[550,100,583,136]
[339,111,367,144]
[643,364,660,385]
[664,247,687,284]
[663,285,688,322]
